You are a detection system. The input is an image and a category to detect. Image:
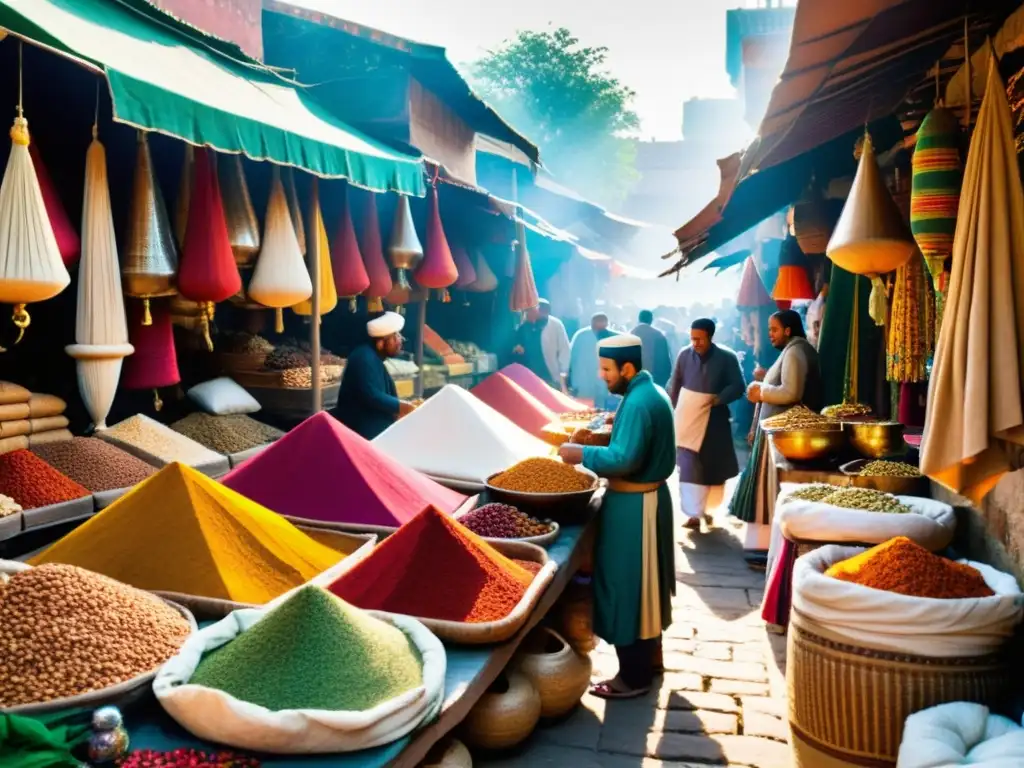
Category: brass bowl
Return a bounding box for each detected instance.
[844,421,905,459]
[770,427,846,462]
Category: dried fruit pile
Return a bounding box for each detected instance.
[490,458,593,493]
[0,564,191,707]
[171,413,283,455]
[118,749,260,768]
[460,503,553,539]
[32,437,156,492]
[0,450,90,509]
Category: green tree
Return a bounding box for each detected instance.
[469,27,640,208]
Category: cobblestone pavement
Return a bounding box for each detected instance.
[479,521,792,768]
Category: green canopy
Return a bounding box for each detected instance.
[0,0,426,196]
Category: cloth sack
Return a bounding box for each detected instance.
[187,377,261,416]
[154,605,445,753]
[898,702,1024,767]
[792,544,1023,658]
[674,388,715,452]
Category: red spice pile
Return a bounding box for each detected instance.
[329,506,536,622]
[470,373,557,438]
[0,450,90,509]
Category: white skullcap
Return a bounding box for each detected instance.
[598,333,643,362]
[367,311,405,339]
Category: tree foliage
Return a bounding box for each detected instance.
[469,27,640,207]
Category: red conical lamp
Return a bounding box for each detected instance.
[415,187,458,301]
[30,143,80,268]
[773,236,816,303]
[357,190,391,313]
[121,298,180,411]
[332,184,370,312]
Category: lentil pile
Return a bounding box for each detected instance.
[0,450,90,510]
[787,484,842,503]
[190,585,422,711]
[820,488,912,514]
[821,403,873,419]
[103,415,223,466]
[459,503,553,539]
[31,463,344,604]
[171,413,284,455]
[119,749,260,768]
[31,437,156,492]
[0,564,191,707]
[761,405,838,431]
[859,460,922,478]
[330,506,535,623]
[0,493,21,517]
[490,458,593,493]
[826,537,995,599]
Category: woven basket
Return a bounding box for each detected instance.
[422,738,472,768]
[461,671,541,750]
[788,611,1012,766]
[514,627,592,718]
[554,576,597,654]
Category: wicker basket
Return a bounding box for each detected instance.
[788,611,1012,766]
[554,576,597,654]
[460,671,541,750]
[515,627,592,718]
[422,738,472,768]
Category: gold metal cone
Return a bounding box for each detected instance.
[124,132,178,299]
[284,167,307,256]
[174,144,193,250]
[218,154,260,266]
[388,195,423,272]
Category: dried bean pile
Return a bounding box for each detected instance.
[460,503,553,539]
[32,437,156,492]
[221,332,273,356]
[761,405,838,430]
[119,749,260,768]
[0,564,191,707]
[171,414,283,455]
[104,415,222,465]
[490,458,593,494]
[859,460,922,478]
[0,450,90,510]
[820,488,912,514]
[0,494,20,518]
[787,484,842,503]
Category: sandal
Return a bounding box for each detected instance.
[683,517,701,530]
[589,677,651,700]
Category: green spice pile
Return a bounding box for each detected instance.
[787,484,842,503]
[0,450,90,509]
[859,460,922,478]
[171,414,283,455]
[190,585,423,712]
[32,437,156,492]
[820,488,912,514]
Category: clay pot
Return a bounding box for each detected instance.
[422,738,472,768]
[460,671,540,750]
[556,575,597,654]
[515,627,592,718]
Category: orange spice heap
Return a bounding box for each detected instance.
[490,457,592,493]
[826,537,995,599]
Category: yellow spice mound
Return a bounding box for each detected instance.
[31,463,343,603]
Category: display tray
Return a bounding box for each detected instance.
[94,486,132,509]
[0,510,22,541]
[227,443,272,469]
[22,496,95,531]
[96,433,230,479]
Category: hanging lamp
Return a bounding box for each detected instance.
[123,131,178,326]
[792,182,842,255]
[247,167,312,333]
[387,194,423,289]
[30,142,80,268]
[416,187,459,302]
[772,236,816,302]
[283,167,307,256]
[358,189,391,312]
[292,181,338,319]
[331,184,370,312]
[66,119,133,430]
[466,250,498,292]
[736,257,774,358]
[509,217,539,311]
[122,298,179,411]
[826,133,916,325]
[174,144,193,249]
[179,148,242,349]
[218,154,260,267]
[384,283,411,315]
[452,244,477,305]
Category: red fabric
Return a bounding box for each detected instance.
[499,363,587,413]
[471,373,557,437]
[452,245,477,288]
[761,537,798,628]
[332,186,370,297]
[179,148,242,303]
[415,188,458,289]
[899,381,927,428]
[222,411,466,526]
[736,257,773,309]
[122,299,180,389]
[509,223,539,311]
[30,143,80,267]
[357,191,392,298]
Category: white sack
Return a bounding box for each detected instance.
[898,702,1024,767]
[154,606,445,753]
[793,545,1023,657]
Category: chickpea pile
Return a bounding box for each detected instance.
[490,458,593,493]
[0,564,191,707]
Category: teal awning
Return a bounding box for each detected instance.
[0,0,426,196]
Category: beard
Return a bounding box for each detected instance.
[608,376,629,396]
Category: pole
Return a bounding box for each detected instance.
[414,297,426,397]
[309,177,322,415]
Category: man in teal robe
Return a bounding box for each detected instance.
[559,334,676,698]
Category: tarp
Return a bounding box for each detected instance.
[0,0,426,194]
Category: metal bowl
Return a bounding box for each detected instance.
[485,466,599,523]
[769,427,846,462]
[844,421,906,459]
[839,459,928,496]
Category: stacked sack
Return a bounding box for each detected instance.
[0,381,71,453]
[898,702,1024,767]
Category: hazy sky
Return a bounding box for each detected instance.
[301,0,766,140]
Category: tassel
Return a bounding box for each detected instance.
[201,313,213,352]
[153,388,163,412]
[142,298,153,326]
[439,289,451,303]
[368,297,383,312]
[868,276,888,326]
[12,304,29,344]
[275,307,284,334]
[349,296,358,312]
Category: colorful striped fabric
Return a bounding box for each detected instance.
[911,107,962,268]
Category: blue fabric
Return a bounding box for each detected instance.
[333,344,401,440]
[630,324,673,388]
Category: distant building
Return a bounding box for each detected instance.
[725,4,796,128]
[149,0,263,60]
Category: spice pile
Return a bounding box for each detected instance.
[119,749,260,768]
[822,403,873,419]
[859,460,922,478]
[470,373,557,437]
[826,537,994,599]
[762,405,838,430]
[103,415,224,466]
[222,412,465,526]
[500,364,587,413]
[171,414,283,455]
[31,463,344,603]
[490,458,593,493]
[459,503,553,539]
[31,437,156,492]
[330,506,535,623]
[820,488,912,514]
[787,484,843,503]
[0,450,90,509]
[221,332,273,356]
[0,494,20,517]
[190,585,422,711]
[0,564,191,707]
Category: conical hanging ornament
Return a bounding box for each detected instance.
[452,244,477,305]
[123,131,178,326]
[283,167,307,256]
[827,133,916,325]
[30,142,80,268]
[122,298,180,412]
[415,187,459,302]
[509,217,539,311]
[248,167,311,333]
[387,194,423,289]
[466,250,498,292]
[358,190,391,312]
[772,237,816,301]
[174,144,193,249]
[292,182,338,319]
[66,124,134,430]
[331,184,369,312]
[218,153,260,267]
[384,283,411,315]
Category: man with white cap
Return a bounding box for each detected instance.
[559,334,676,699]
[333,311,415,439]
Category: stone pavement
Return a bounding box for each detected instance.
[479,523,792,768]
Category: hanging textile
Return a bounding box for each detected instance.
[122,298,180,411]
[818,263,881,408]
[886,250,935,384]
[357,189,391,313]
[331,184,369,311]
[509,218,539,311]
[30,143,79,268]
[292,183,338,318]
[416,187,459,301]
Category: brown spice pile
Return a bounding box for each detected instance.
[32,437,156,492]
[171,413,283,455]
[490,458,593,493]
[0,564,191,706]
